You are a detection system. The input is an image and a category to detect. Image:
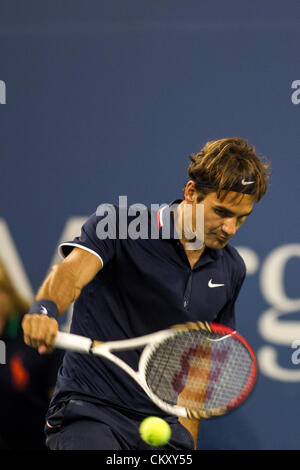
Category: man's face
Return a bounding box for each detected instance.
[199,190,254,249]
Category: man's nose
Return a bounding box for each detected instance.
[221,218,237,236]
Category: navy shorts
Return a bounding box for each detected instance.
[45,399,195,450]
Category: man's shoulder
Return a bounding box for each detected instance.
[221,244,246,276]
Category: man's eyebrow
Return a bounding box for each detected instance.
[214,205,253,217]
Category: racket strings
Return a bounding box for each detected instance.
[144,329,253,414]
[148,334,178,396]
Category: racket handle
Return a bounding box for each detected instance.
[55,331,92,353]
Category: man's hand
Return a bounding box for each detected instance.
[22,314,58,354]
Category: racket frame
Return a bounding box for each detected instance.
[54,321,257,419]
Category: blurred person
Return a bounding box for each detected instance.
[0,259,64,450]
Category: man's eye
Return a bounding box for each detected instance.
[215,208,227,217]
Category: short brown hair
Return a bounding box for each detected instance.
[187,137,271,202]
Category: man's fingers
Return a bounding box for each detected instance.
[38,344,47,354]
[38,344,55,354]
[44,324,58,350]
[29,314,47,348]
[22,315,32,346]
[22,313,58,352]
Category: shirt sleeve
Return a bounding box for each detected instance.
[58,204,119,267]
[215,264,246,330]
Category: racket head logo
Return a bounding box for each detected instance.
[139,321,258,419]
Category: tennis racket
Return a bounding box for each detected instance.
[54,321,257,419]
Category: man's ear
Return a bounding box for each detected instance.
[184,181,197,203]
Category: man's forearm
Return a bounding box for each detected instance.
[23,248,102,353]
[35,262,82,314]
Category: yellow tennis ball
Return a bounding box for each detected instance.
[139,416,172,447]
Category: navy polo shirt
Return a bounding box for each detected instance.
[48,200,246,418]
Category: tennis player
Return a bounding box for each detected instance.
[22,137,270,450]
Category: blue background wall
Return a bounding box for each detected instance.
[1,0,300,449]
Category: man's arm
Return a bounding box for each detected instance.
[22,247,102,353]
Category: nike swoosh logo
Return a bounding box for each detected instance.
[208,279,225,288]
[241,178,255,185]
[40,305,48,315]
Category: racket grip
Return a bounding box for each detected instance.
[54,331,92,353]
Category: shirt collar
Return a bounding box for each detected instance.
[156,199,181,238]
